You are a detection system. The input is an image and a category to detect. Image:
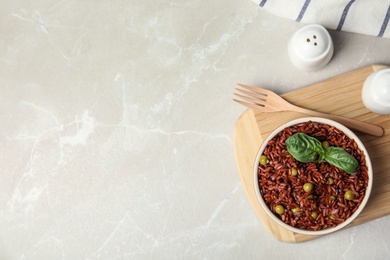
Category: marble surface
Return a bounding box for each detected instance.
[1,0,390,259]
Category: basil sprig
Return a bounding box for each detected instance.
[286,133,358,174]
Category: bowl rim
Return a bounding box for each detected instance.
[253,117,373,236]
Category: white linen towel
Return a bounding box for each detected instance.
[252,0,390,38]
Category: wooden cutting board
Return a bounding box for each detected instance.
[233,64,390,243]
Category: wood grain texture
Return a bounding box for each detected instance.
[233,65,390,243]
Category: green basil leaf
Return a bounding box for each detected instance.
[324,146,358,174]
[286,133,324,163]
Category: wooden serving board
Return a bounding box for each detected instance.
[233,65,390,243]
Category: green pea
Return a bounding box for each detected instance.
[329,215,335,221]
[327,177,334,185]
[275,205,285,215]
[311,211,318,219]
[322,141,330,149]
[344,190,355,200]
[260,155,269,166]
[291,207,301,215]
[329,195,336,201]
[291,168,298,176]
[307,194,314,200]
[303,182,313,192]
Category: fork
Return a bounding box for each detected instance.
[234,83,384,137]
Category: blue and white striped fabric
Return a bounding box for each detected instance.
[253,0,390,38]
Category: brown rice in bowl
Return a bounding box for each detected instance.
[253,117,373,236]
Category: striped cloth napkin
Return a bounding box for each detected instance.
[252,0,390,38]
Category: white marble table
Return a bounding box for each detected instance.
[1,1,390,259]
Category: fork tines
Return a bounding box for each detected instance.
[233,83,268,109]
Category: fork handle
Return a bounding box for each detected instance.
[296,108,384,137]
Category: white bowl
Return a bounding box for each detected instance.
[362,68,390,114]
[288,24,334,71]
[253,117,372,236]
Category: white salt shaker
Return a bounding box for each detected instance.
[362,68,390,115]
[288,24,334,71]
